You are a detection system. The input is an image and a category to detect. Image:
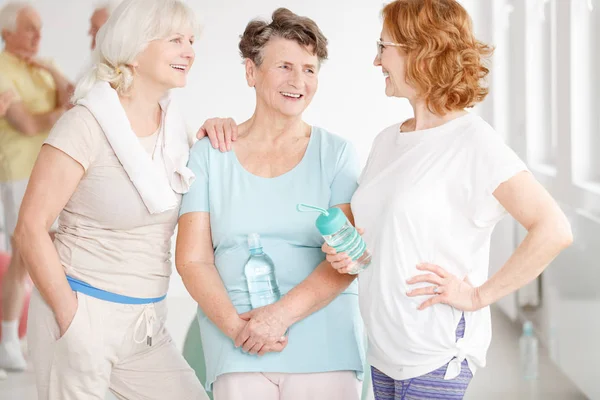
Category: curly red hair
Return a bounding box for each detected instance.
[382,0,493,115]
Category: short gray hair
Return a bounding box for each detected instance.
[73,0,199,102]
[239,8,328,67]
[0,2,30,34]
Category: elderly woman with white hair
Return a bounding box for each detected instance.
[15,0,209,399]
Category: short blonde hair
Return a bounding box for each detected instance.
[382,0,493,115]
[72,0,199,102]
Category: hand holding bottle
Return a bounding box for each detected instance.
[321,227,365,274]
[297,204,371,275]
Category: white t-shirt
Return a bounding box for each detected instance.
[352,112,528,381]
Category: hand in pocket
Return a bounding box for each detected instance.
[55,291,79,338]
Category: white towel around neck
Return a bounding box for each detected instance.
[77,81,195,214]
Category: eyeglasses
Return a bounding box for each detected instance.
[376,40,404,59]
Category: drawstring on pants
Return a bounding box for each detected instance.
[133,304,157,346]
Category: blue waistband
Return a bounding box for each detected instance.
[66,276,166,305]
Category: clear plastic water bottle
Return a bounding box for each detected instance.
[297,203,371,274]
[244,233,281,309]
[519,320,538,380]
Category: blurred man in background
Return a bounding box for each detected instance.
[0,1,72,371]
[89,1,122,50]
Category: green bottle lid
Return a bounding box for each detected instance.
[296,203,348,236]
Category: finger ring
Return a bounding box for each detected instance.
[433,286,440,294]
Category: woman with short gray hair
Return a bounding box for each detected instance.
[16,0,209,398]
[177,8,364,400]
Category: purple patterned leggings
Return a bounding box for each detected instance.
[371,315,473,400]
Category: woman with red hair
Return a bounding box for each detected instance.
[322,0,572,398]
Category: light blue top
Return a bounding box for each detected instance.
[180,127,365,391]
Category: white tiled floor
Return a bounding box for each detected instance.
[464,309,587,400]
[0,305,588,400]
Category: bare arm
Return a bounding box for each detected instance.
[475,171,573,307]
[14,145,84,334]
[0,90,15,117]
[274,204,356,326]
[235,204,357,353]
[48,71,73,108]
[5,101,66,136]
[275,203,357,323]
[175,212,247,340]
[407,171,573,311]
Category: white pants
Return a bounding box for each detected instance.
[0,179,28,251]
[213,371,362,400]
[27,289,209,400]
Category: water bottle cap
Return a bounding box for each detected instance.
[315,208,348,235]
[523,320,534,336]
[296,203,348,235]
[247,233,262,250]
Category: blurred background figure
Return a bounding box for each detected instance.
[0,1,72,372]
[88,1,121,50]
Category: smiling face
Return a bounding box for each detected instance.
[246,37,319,119]
[133,28,195,91]
[373,27,418,100]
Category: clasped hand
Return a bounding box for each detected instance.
[233,303,290,356]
